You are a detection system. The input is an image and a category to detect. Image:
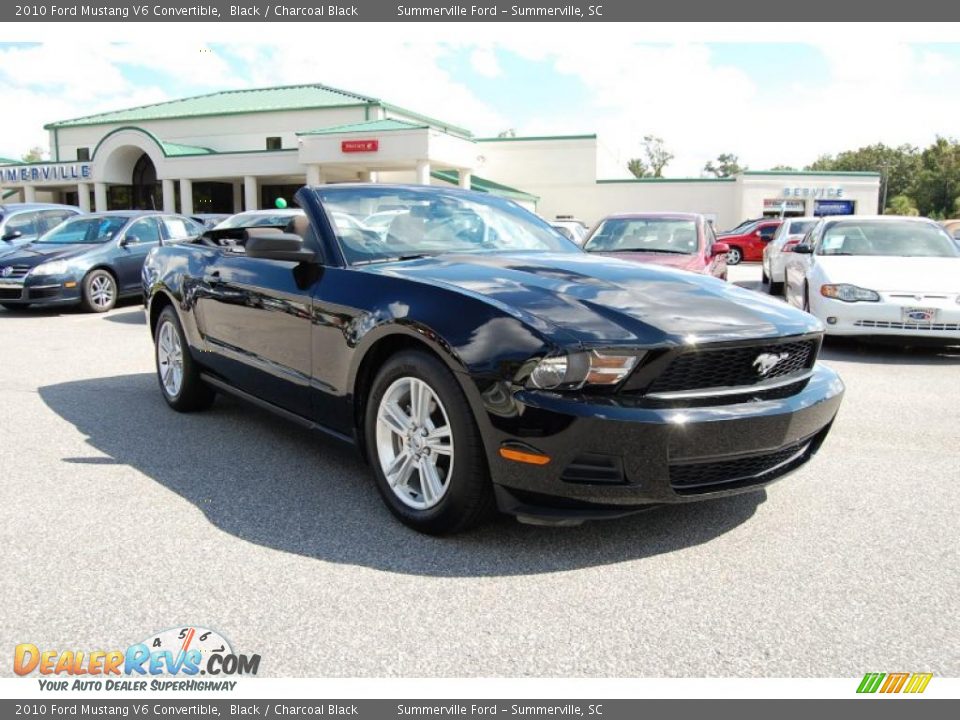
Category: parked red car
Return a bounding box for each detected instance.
[582,212,729,280]
[716,218,782,264]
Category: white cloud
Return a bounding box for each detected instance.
[469,47,501,78]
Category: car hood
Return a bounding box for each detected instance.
[0,243,96,268]
[366,252,820,346]
[589,250,705,272]
[817,255,960,293]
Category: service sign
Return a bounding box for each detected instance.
[340,139,379,153]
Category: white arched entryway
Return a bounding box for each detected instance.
[90,127,176,212]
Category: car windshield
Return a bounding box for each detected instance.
[583,218,699,254]
[787,220,816,235]
[35,216,130,244]
[315,186,577,265]
[817,220,960,257]
[215,212,302,229]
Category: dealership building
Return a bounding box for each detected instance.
[0,83,880,229]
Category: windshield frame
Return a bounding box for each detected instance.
[312,185,579,267]
[582,216,701,255]
[814,219,960,258]
[34,215,133,245]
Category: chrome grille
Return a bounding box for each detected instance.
[854,320,960,331]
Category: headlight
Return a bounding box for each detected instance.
[819,284,880,302]
[526,350,642,390]
[30,260,69,276]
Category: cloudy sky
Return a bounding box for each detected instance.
[1,35,959,177]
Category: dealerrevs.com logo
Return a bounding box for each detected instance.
[14,626,260,691]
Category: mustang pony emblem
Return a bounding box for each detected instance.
[753,351,790,376]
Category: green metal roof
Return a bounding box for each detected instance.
[744,170,880,178]
[159,140,215,156]
[431,169,539,202]
[0,157,18,164]
[597,177,736,184]
[476,134,596,143]
[44,83,379,130]
[297,119,428,136]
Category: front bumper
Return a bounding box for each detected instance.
[0,276,81,306]
[472,363,844,522]
[811,293,960,341]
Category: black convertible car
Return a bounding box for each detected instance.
[143,185,844,533]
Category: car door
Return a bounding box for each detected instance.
[115,217,162,292]
[193,235,316,418]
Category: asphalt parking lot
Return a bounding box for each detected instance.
[1,262,958,677]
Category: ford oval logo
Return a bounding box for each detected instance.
[753,351,790,376]
[907,309,934,322]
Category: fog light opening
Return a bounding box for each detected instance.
[826,316,837,325]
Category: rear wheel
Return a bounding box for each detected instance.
[365,350,492,534]
[81,269,117,313]
[154,306,215,412]
[726,246,743,265]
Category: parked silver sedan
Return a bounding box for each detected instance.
[762,216,818,295]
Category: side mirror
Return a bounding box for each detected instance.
[792,243,813,254]
[711,242,730,257]
[120,234,139,246]
[2,229,22,241]
[246,232,316,263]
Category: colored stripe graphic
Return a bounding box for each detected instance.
[857,672,932,694]
[903,673,933,694]
[857,673,885,693]
[880,673,910,693]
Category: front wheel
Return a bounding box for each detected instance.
[154,306,215,412]
[81,269,117,313]
[726,246,743,265]
[365,350,493,534]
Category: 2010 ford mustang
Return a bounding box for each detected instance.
[142,185,844,534]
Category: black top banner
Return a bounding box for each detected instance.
[6,0,960,22]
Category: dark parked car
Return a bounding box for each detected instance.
[143,185,844,534]
[0,211,204,312]
[0,203,83,256]
[582,212,729,280]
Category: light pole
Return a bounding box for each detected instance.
[879,161,892,214]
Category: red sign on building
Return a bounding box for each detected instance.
[341,139,379,153]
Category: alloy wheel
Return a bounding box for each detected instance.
[375,376,454,510]
[157,320,184,398]
[89,274,115,309]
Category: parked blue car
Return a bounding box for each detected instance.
[0,211,204,312]
[0,203,83,256]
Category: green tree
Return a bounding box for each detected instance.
[704,153,746,177]
[885,195,919,216]
[21,146,46,162]
[643,135,673,178]
[496,128,517,138]
[806,143,921,212]
[769,164,796,171]
[627,157,649,178]
[909,136,960,218]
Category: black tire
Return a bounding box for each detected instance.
[364,349,493,534]
[761,266,769,285]
[768,277,784,295]
[726,246,742,265]
[81,269,117,313]
[803,284,811,313]
[154,305,215,412]
[1,303,30,311]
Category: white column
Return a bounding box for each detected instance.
[244,176,258,211]
[77,183,91,212]
[306,164,324,186]
[179,179,193,216]
[94,183,108,212]
[232,181,243,212]
[415,160,431,185]
[23,185,37,202]
[161,179,175,213]
[459,170,472,189]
